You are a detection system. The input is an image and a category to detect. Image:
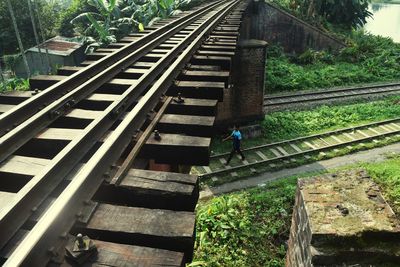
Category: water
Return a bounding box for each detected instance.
[364,3,400,43]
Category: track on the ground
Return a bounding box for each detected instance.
[264,82,400,111]
[197,118,400,178]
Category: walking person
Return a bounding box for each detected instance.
[223,125,245,165]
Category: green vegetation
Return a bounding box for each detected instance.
[0,78,30,93]
[371,0,400,3]
[212,96,400,154]
[272,0,372,29]
[203,134,400,187]
[0,0,61,55]
[361,155,400,215]
[67,0,204,51]
[57,0,94,37]
[266,33,400,93]
[194,177,297,266]
[194,155,400,266]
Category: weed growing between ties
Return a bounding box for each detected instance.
[265,33,400,94]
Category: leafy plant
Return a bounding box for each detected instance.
[266,32,400,93]
[70,0,203,52]
[3,54,21,76]
[0,77,30,92]
[71,0,141,52]
[273,0,372,29]
[194,178,296,266]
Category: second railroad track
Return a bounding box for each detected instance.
[264,81,400,111]
[197,117,400,178]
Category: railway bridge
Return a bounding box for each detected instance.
[2,0,391,265]
[0,0,270,266]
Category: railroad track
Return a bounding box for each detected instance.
[0,0,246,265]
[264,82,400,111]
[197,118,400,178]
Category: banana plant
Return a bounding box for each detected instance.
[72,0,203,53]
[71,0,139,52]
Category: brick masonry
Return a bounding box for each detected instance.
[241,0,345,54]
[286,169,400,266]
[216,40,267,126]
[216,0,345,127]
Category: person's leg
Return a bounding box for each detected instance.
[237,147,245,160]
[226,147,235,164]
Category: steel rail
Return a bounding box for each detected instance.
[264,82,400,107]
[211,117,400,158]
[0,1,227,252]
[110,97,173,185]
[4,1,239,265]
[0,4,209,138]
[202,118,400,177]
[0,0,222,164]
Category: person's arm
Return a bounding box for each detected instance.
[222,135,232,142]
[222,132,233,142]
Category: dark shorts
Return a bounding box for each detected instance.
[233,141,241,150]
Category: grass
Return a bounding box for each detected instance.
[265,33,400,94]
[201,135,400,187]
[193,155,400,266]
[360,154,400,216]
[211,96,400,155]
[193,177,297,267]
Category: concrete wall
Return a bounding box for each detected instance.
[286,170,400,266]
[241,1,345,54]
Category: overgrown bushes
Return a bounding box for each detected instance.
[194,178,296,266]
[266,32,400,93]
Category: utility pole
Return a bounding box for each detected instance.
[6,0,31,77]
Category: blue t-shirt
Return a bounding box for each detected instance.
[232,130,242,149]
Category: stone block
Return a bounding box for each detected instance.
[286,169,400,266]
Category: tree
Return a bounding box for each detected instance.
[33,0,52,73]
[6,0,31,77]
[292,0,372,28]
[71,0,140,51]
[57,0,94,37]
[0,0,61,55]
[70,0,196,51]
[27,0,46,70]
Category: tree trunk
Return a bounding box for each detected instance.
[27,0,46,73]
[33,0,52,74]
[6,0,31,77]
[0,60,4,83]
